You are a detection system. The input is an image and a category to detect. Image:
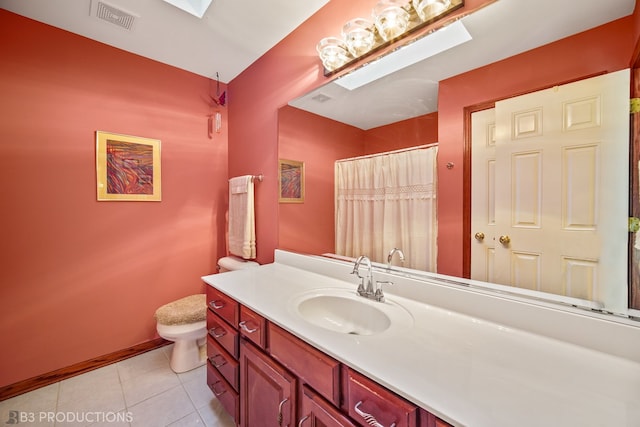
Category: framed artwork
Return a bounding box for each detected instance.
[278,159,305,203]
[96,131,161,201]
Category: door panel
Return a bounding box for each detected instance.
[472,69,629,313]
[471,108,497,281]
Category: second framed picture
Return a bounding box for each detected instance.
[278,159,304,203]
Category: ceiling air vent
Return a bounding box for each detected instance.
[91,0,138,31]
[311,93,332,103]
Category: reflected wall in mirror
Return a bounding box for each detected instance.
[277,0,640,315]
[277,105,438,257]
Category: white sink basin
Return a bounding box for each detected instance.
[291,288,413,336]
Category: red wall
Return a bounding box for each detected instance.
[277,107,439,255]
[278,107,364,254]
[365,113,439,154]
[437,17,635,276]
[228,0,493,265]
[230,0,636,275]
[0,11,228,387]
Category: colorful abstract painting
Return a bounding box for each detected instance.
[278,159,304,203]
[96,132,161,201]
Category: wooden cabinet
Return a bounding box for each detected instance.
[299,385,357,427]
[239,339,296,427]
[206,286,240,424]
[206,284,455,427]
[344,368,418,427]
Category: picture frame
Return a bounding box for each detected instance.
[278,159,305,203]
[96,131,161,201]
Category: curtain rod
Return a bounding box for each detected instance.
[335,142,438,163]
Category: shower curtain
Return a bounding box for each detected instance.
[335,146,438,271]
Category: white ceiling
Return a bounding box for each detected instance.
[1,0,636,130]
[0,0,329,83]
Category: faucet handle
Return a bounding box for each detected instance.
[355,276,367,296]
[374,280,393,302]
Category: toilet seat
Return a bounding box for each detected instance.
[155,294,206,325]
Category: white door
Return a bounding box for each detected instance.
[471,69,630,313]
[471,108,497,283]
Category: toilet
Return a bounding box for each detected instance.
[217,255,259,272]
[155,294,207,373]
[155,257,258,373]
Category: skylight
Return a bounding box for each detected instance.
[163,0,213,18]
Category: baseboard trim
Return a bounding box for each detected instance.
[0,338,170,401]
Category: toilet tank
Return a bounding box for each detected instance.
[217,256,259,272]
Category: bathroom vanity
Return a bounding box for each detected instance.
[201,250,640,427]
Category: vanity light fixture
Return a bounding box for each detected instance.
[317,0,463,74]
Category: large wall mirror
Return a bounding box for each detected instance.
[277,0,640,319]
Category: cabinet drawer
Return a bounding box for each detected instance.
[206,361,239,424]
[268,323,341,406]
[239,305,267,349]
[206,335,239,391]
[300,385,356,427]
[345,368,417,427]
[207,309,239,359]
[206,286,239,327]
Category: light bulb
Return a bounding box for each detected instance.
[373,0,411,41]
[342,18,376,57]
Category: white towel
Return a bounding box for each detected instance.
[228,175,256,259]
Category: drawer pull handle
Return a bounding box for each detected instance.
[298,415,310,426]
[354,401,396,427]
[277,397,289,426]
[239,320,258,333]
[209,326,226,338]
[208,354,227,367]
[210,380,227,396]
[209,300,225,310]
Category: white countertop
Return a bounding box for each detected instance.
[202,250,640,427]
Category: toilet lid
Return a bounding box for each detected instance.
[218,256,259,271]
[155,294,206,325]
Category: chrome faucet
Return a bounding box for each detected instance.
[351,255,373,297]
[387,247,405,270]
[351,255,392,302]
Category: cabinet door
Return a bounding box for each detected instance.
[240,339,296,427]
[299,385,356,427]
[419,409,454,427]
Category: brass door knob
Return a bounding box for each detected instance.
[499,235,511,245]
[474,232,485,241]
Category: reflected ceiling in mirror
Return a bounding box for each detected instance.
[290,0,634,130]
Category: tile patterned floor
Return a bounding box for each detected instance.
[0,345,235,427]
